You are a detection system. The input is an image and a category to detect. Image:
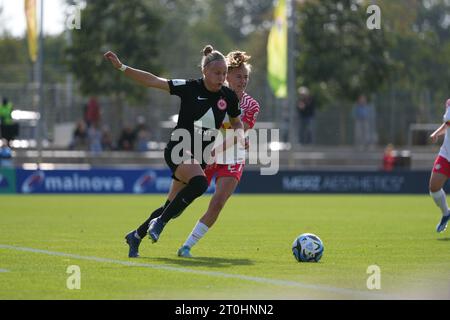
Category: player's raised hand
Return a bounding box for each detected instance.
[104,51,122,69]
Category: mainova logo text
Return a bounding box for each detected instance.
[22,172,124,193]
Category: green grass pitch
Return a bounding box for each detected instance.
[0,194,449,299]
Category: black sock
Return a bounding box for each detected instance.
[136,200,170,238]
[160,176,208,223]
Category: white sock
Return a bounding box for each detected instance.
[183,221,209,249]
[430,189,449,216]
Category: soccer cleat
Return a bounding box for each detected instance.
[148,217,166,243]
[177,245,192,258]
[436,214,450,233]
[125,230,141,258]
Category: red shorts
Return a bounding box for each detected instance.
[204,163,245,185]
[432,155,450,177]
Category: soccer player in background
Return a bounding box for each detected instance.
[177,50,261,257]
[104,45,245,257]
[429,98,450,233]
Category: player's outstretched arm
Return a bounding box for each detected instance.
[430,122,447,143]
[104,51,169,92]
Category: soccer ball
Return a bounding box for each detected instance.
[292,233,324,262]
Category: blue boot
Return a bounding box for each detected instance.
[125,230,141,258]
[148,217,166,243]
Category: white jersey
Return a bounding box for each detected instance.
[215,93,260,165]
[439,107,450,161]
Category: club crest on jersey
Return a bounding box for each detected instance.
[435,164,441,170]
[217,98,227,111]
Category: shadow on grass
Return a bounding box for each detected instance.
[140,256,254,268]
[436,237,450,241]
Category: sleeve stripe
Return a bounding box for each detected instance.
[240,94,260,112]
[239,94,260,128]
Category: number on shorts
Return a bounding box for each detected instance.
[228,164,243,173]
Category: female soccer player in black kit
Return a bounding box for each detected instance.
[104,46,244,257]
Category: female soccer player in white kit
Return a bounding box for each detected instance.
[429,98,450,233]
[177,50,261,257]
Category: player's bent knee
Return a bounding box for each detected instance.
[429,180,443,193]
[430,186,441,194]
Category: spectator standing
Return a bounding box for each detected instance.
[297,87,316,145]
[101,125,114,151]
[88,123,103,154]
[383,143,396,171]
[0,138,13,168]
[0,98,17,144]
[85,97,101,128]
[70,120,88,150]
[352,94,375,149]
[134,116,150,152]
[117,125,136,151]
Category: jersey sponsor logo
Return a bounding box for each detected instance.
[197,96,208,101]
[133,170,157,193]
[217,98,227,110]
[172,79,186,86]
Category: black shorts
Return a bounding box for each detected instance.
[164,144,207,182]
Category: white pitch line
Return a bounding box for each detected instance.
[0,244,396,299]
[0,269,9,273]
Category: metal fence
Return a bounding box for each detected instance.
[0,79,445,149]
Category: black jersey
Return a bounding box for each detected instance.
[166,78,240,164]
[168,78,240,131]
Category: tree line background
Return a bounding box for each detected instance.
[0,0,449,146]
